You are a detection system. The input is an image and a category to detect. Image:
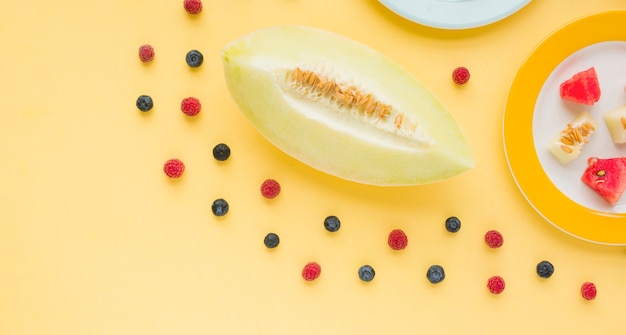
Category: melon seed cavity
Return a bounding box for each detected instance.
[285,67,432,146]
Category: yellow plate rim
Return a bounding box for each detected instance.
[503,10,626,246]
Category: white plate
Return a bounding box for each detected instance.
[378,0,531,30]
[502,11,626,245]
[533,41,626,215]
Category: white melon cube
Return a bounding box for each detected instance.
[603,104,626,144]
[547,111,597,165]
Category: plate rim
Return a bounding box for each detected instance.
[378,0,531,30]
[503,10,626,246]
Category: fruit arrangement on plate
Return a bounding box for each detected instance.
[547,66,626,206]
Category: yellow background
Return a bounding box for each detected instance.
[1,1,626,334]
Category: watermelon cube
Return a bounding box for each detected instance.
[559,67,601,106]
[581,157,626,206]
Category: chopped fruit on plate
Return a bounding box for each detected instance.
[581,157,626,206]
[547,111,597,165]
[602,104,626,144]
[559,67,601,106]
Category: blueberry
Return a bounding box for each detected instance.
[264,233,280,248]
[536,260,554,278]
[323,215,341,232]
[445,216,461,233]
[136,95,153,112]
[211,198,229,216]
[358,265,375,282]
[185,49,204,68]
[212,143,231,161]
[426,265,445,284]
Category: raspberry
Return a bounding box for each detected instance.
[181,97,201,116]
[136,95,153,112]
[302,262,321,281]
[484,230,503,248]
[323,215,341,232]
[163,159,185,178]
[211,198,229,217]
[264,233,280,248]
[212,143,231,161]
[536,260,555,279]
[260,179,281,199]
[487,276,505,294]
[138,44,154,62]
[445,216,461,233]
[388,229,408,250]
[452,66,470,85]
[358,265,375,282]
[186,50,204,68]
[426,265,445,284]
[581,282,597,300]
[183,0,203,14]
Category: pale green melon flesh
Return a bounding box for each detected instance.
[222,25,474,186]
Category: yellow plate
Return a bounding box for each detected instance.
[504,10,626,245]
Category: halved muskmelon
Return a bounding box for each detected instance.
[221,25,474,186]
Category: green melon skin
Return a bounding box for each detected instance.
[221,25,474,186]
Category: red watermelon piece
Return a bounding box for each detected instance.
[559,67,601,106]
[581,157,626,205]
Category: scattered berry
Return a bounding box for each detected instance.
[302,262,321,281]
[536,260,555,279]
[211,198,229,217]
[487,276,505,294]
[581,282,597,300]
[136,95,153,112]
[186,50,204,68]
[260,179,281,199]
[358,265,375,282]
[138,44,155,62]
[163,159,185,178]
[484,230,503,248]
[445,216,461,233]
[426,265,445,284]
[323,215,341,232]
[212,143,231,161]
[183,0,203,14]
[264,233,280,248]
[388,229,408,250]
[452,66,470,85]
[180,97,201,116]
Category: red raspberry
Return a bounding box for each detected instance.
[487,276,505,294]
[302,262,321,281]
[452,66,470,85]
[138,44,154,62]
[163,159,185,178]
[260,179,281,199]
[581,282,597,300]
[183,0,202,14]
[484,230,503,248]
[388,229,408,250]
[181,97,201,116]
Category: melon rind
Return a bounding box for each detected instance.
[221,25,474,186]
